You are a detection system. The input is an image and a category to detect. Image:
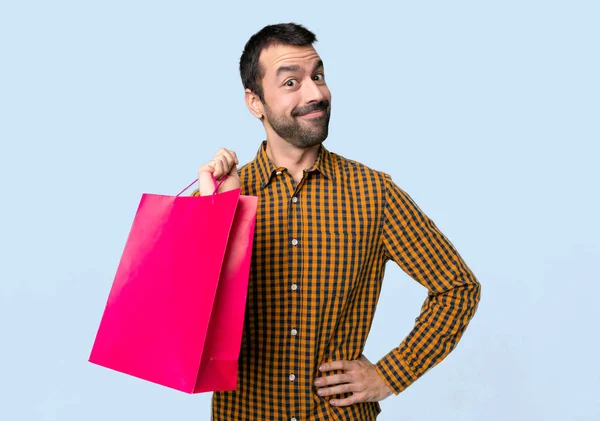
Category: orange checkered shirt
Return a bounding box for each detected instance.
[192,142,480,420]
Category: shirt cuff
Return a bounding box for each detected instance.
[374,347,419,395]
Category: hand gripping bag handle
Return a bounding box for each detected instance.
[176,174,229,203]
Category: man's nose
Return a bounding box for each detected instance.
[302,77,325,104]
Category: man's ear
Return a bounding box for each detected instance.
[245,89,265,120]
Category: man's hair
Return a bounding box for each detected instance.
[240,23,317,102]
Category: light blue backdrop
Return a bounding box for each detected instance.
[1,1,598,420]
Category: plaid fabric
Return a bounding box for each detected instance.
[192,142,480,420]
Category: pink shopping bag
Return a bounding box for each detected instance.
[89,178,257,393]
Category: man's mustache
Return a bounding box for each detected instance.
[292,100,330,117]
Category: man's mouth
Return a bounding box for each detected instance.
[298,109,325,118]
[293,100,330,118]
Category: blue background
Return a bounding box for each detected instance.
[1,1,599,420]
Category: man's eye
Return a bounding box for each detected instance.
[285,79,297,87]
[313,73,324,81]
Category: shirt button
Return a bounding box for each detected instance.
[291,283,298,291]
[289,374,296,382]
[291,329,298,336]
[291,238,299,246]
[292,197,298,203]
[291,418,297,421]
[276,171,282,175]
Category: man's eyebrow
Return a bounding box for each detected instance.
[275,60,324,79]
[276,65,300,78]
[313,59,324,73]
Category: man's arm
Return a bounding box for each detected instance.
[315,174,481,406]
[374,174,481,394]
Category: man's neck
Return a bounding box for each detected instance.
[265,138,321,185]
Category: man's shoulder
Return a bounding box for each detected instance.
[327,149,392,183]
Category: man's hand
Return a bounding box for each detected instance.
[314,355,393,406]
[197,148,242,196]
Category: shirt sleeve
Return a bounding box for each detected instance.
[374,174,481,395]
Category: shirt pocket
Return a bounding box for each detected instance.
[318,231,362,298]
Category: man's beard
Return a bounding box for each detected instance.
[263,100,331,148]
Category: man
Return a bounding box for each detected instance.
[194,23,480,421]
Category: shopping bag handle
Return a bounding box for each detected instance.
[176,174,228,198]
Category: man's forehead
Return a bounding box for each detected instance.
[259,44,322,74]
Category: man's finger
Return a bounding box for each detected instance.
[213,159,227,179]
[228,163,240,177]
[198,163,215,174]
[315,373,352,387]
[317,383,355,397]
[216,154,237,178]
[330,394,361,407]
[214,147,229,158]
[214,148,238,168]
[215,151,234,169]
[216,156,229,175]
[320,360,353,372]
[221,149,239,167]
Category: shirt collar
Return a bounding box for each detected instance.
[254,141,335,188]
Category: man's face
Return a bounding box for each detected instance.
[257,44,332,148]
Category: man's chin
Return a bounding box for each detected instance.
[300,134,327,148]
[285,134,326,149]
[300,121,328,137]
